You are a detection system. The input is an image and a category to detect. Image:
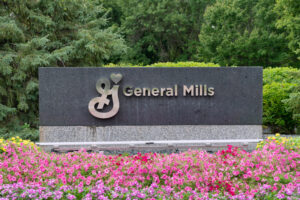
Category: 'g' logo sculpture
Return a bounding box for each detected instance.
[88,73,122,119]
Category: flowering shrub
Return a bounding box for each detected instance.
[257,133,300,151]
[0,138,299,199]
[0,136,36,153]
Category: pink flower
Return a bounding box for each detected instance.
[67,194,76,200]
[274,177,280,182]
[284,174,289,179]
[233,171,239,176]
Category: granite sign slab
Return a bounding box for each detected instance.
[39,67,262,126]
[39,67,262,147]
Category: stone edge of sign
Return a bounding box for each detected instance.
[40,125,262,142]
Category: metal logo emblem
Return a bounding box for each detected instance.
[88,73,122,119]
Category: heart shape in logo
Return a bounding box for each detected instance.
[110,73,122,84]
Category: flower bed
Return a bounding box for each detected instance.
[0,137,299,200]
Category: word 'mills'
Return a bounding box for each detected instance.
[123,85,214,97]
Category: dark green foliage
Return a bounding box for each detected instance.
[0,0,127,137]
[99,0,123,27]
[263,67,300,134]
[119,0,214,65]
[0,123,39,142]
[274,0,300,61]
[198,0,298,67]
[111,0,299,67]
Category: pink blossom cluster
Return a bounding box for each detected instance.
[0,142,299,199]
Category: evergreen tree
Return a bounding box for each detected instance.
[0,0,127,135]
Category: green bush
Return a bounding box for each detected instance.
[282,84,300,127]
[263,82,297,133]
[263,67,300,84]
[263,67,300,134]
[0,123,39,142]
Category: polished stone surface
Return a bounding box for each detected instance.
[39,67,262,126]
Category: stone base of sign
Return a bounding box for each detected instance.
[39,125,262,152]
[40,125,262,142]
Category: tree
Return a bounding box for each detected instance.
[120,0,214,64]
[198,0,298,67]
[274,0,300,61]
[0,0,127,135]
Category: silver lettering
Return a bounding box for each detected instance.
[183,85,194,96]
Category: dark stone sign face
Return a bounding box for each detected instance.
[39,67,262,126]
